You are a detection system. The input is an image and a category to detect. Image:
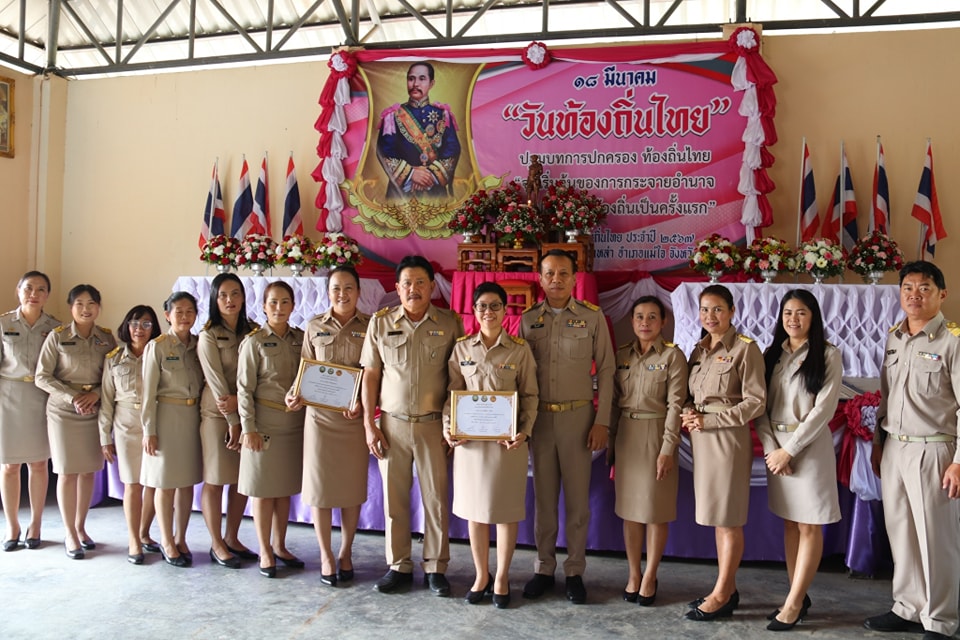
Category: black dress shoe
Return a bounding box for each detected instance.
[565,576,587,604]
[464,573,492,604]
[522,573,555,599]
[160,547,187,568]
[320,573,338,587]
[688,596,706,609]
[209,548,240,569]
[686,591,739,621]
[637,580,658,607]
[259,564,277,578]
[127,552,145,565]
[226,545,259,561]
[425,573,451,597]
[864,611,924,633]
[767,594,812,621]
[179,550,193,566]
[923,631,953,640]
[493,591,511,609]
[2,537,19,552]
[276,554,305,568]
[80,538,96,551]
[623,590,639,603]
[64,542,84,560]
[337,568,355,582]
[374,569,413,593]
[767,614,801,631]
[24,537,41,550]
[141,542,161,554]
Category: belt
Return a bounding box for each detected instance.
[117,400,142,410]
[695,403,728,414]
[1,374,34,383]
[539,400,591,413]
[68,383,98,392]
[624,411,666,420]
[255,397,288,412]
[774,423,799,433]
[890,433,954,443]
[388,411,441,423]
[158,396,198,406]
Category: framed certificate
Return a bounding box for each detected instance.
[449,390,517,440]
[292,359,362,412]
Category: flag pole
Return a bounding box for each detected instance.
[796,137,805,247]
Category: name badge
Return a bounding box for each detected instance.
[316,331,332,337]
[566,320,586,328]
[61,341,76,346]
[3,331,19,336]
[387,331,403,336]
[216,336,230,341]
[646,364,667,371]
[529,323,544,329]
[460,360,476,366]
[264,342,278,347]
[351,331,366,339]
[427,330,445,337]
[165,356,180,361]
[886,349,896,355]
[617,363,630,370]
[918,351,942,361]
[94,337,108,347]
[715,355,733,364]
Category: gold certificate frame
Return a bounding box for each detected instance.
[292,359,362,412]
[449,390,517,441]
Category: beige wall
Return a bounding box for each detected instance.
[0,69,35,305]
[46,27,960,330]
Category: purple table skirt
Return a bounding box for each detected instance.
[99,455,889,574]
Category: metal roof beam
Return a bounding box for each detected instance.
[819,0,850,19]
[656,0,684,27]
[864,0,887,18]
[392,0,443,39]
[603,0,642,29]
[454,0,500,39]
[60,0,114,66]
[329,0,358,45]
[122,0,184,64]
[207,0,263,53]
[273,0,327,51]
[45,0,61,70]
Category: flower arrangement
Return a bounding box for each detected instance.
[792,238,846,281]
[315,232,362,270]
[847,230,904,277]
[689,234,742,277]
[742,236,794,280]
[493,201,543,247]
[447,190,496,237]
[235,234,277,270]
[540,180,608,233]
[274,235,316,272]
[200,234,240,267]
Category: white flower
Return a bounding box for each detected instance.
[815,257,828,268]
[330,53,348,73]
[212,246,224,256]
[736,29,758,51]
[804,251,818,263]
[526,44,546,65]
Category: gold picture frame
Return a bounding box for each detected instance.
[292,358,362,412]
[449,390,518,440]
[0,76,13,159]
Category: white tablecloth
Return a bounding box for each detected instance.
[670,282,901,378]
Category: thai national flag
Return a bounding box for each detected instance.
[821,148,858,251]
[799,143,818,242]
[283,156,303,238]
[199,161,225,249]
[911,141,947,259]
[872,143,889,234]
[252,155,270,236]
[230,158,257,238]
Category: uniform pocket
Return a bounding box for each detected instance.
[560,327,590,360]
[311,334,337,362]
[911,356,943,395]
[383,334,408,366]
[642,370,668,396]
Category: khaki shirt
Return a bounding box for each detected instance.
[237,324,305,434]
[443,331,539,438]
[198,321,256,425]
[0,309,61,381]
[99,344,144,445]
[302,311,371,367]
[611,337,688,456]
[879,313,960,464]
[360,304,464,416]
[35,322,117,410]
[755,342,842,458]
[520,298,615,427]
[141,329,203,437]
[686,326,766,429]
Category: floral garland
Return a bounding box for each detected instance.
[741,236,794,275]
[200,234,240,267]
[274,235,315,268]
[847,230,904,275]
[315,232,362,270]
[541,180,608,232]
[235,234,277,269]
[792,238,846,279]
[521,42,551,70]
[689,234,742,275]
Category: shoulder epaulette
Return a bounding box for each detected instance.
[616,342,631,351]
[456,335,470,342]
[105,346,121,359]
[579,300,601,312]
[664,341,677,348]
[736,334,754,344]
[54,325,66,333]
[509,335,526,345]
[247,327,262,337]
[947,321,960,338]
[202,320,212,331]
[153,334,167,343]
[889,324,899,333]
[98,326,112,334]
[248,320,261,329]
[374,307,391,318]
[1,310,13,317]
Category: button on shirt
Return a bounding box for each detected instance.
[99,345,144,446]
[237,324,305,434]
[303,311,370,367]
[686,326,766,429]
[198,323,255,425]
[0,309,61,379]
[141,330,203,437]
[35,322,117,409]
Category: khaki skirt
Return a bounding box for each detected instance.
[301,406,367,508]
[614,416,678,524]
[452,440,529,524]
[238,405,304,499]
[111,404,146,484]
[690,425,752,527]
[140,403,202,489]
[47,397,103,475]
[0,379,49,464]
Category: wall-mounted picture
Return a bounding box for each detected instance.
[0,76,13,158]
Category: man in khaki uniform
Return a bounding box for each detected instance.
[866,261,960,640]
[520,249,614,604]
[361,255,464,596]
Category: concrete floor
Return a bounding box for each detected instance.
[0,495,942,640]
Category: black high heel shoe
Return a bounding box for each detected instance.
[492,591,511,609]
[337,567,355,582]
[160,546,187,568]
[259,564,277,578]
[320,572,338,587]
[685,591,739,621]
[767,594,812,621]
[209,548,241,569]
[637,580,658,607]
[464,573,493,604]
[767,614,801,632]
[623,590,639,603]
[276,553,305,568]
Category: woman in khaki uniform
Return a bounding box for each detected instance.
[286,266,369,586]
[35,284,117,559]
[681,284,765,621]
[443,282,538,609]
[756,289,841,631]
[198,273,257,568]
[141,292,204,568]
[238,281,306,578]
[99,305,162,564]
[0,271,60,551]
[611,296,687,607]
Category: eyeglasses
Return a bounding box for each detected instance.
[474,302,504,312]
[128,321,153,330]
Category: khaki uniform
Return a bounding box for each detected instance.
[686,326,765,527]
[360,304,463,574]
[99,344,147,484]
[0,309,60,464]
[237,325,305,498]
[300,311,370,508]
[755,342,842,524]
[35,322,116,474]
[140,330,203,489]
[520,297,614,577]
[610,337,687,524]
[877,313,960,637]
[197,322,254,485]
[443,331,538,524]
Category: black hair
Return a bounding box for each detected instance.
[630,295,666,320]
[164,291,198,314]
[329,265,361,289]
[540,248,578,274]
[472,282,507,307]
[899,260,946,290]
[18,271,51,292]
[67,284,101,305]
[208,273,253,336]
[763,289,827,396]
[396,255,435,282]
[408,61,435,81]
[264,280,295,302]
[117,305,162,344]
